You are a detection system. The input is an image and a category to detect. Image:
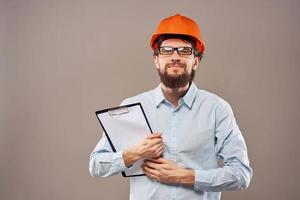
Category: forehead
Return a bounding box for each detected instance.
[160,38,192,47]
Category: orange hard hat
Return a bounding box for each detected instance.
[150,13,205,53]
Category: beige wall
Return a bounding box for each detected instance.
[1,0,300,199]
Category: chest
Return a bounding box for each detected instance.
[146,104,216,160]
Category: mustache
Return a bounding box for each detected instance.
[165,61,186,68]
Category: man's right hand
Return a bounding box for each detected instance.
[123,133,163,167]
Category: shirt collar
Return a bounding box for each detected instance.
[154,82,198,109]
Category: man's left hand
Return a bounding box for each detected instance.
[142,157,195,186]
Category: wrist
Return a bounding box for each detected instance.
[123,147,141,167]
[178,169,195,186]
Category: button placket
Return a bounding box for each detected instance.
[170,109,178,161]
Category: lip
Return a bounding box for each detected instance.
[168,65,184,69]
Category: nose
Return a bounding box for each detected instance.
[170,50,181,63]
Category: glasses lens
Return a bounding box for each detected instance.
[177,47,193,55]
[159,46,174,55]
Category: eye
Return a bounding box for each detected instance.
[160,46,174,53]
[178,47,192,55]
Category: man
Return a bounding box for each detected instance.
[89,13,252,200]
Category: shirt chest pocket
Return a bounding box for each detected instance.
[177,129,215,160]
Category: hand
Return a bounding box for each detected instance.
[123,133,163,167]
[135,133,164,159]
[142,157,195,186]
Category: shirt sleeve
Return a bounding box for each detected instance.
[194,99,253,192]
[89,133,131,177]
[89,98,133,177]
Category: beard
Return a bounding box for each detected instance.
[157,61,196,89]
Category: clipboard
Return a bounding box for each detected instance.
[95,103,153,177]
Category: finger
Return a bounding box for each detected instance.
[143,164,159,178]
[146,133,162,139]
[149,138,163,146]
[151,157,168,163]
[146,157,164,164]
[154,144,163,152]
[144,160,159,169]
[144,140,162,150]
[154,145,164,156]
[148,143,162,152]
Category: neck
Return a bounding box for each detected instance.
[161,83,190,107]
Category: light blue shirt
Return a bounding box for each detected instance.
[89,82,252,200]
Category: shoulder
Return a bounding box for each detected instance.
[120,87,157,106]
[196,89,232,112]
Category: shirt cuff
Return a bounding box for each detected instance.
[111,151,133,172]
[194,169,214,191]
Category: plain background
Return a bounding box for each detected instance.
[1,0,300,199]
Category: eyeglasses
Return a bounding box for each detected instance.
[159,46,193,56]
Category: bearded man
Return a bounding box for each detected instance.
[89,13,252,200]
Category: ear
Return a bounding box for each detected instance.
[154,55,160,70]
[192,57,200,70]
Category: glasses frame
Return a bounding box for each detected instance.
[159,46,193,56]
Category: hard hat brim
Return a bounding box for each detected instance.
[150,33,205,53]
